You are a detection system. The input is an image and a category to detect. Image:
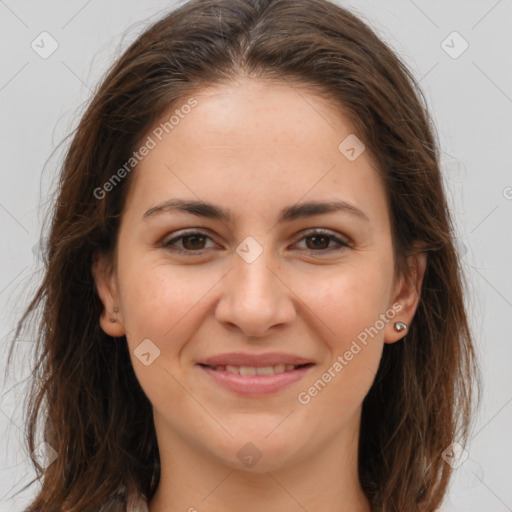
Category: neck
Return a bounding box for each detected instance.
[148,408,371,512]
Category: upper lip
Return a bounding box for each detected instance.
[198,352,315,368]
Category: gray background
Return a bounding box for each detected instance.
[1,0,511,510]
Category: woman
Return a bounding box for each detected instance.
[9,0,479,510]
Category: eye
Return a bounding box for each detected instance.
[162,228,351,256]
[292,229,350,254]
[163,230,217,254]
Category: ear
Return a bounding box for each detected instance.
[91,252,126,337]
[384,248,427,344]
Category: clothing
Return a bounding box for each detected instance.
[98,485,149,512]
[126,492,149,512]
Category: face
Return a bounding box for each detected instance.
[93,77,425,473]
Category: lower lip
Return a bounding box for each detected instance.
[198,364,315,396]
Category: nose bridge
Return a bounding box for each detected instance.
[233,232,277,288]
[234,245,278,301]
[215,238,295,336]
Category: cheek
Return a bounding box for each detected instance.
[292,263,391,410]
[119,259,207,339]
[301,261,392,346]
[118,263,211,409]
[119,261,226,386]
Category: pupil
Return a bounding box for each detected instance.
[183,235,205,250]
[307,235,329,250]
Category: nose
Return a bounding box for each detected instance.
[214,247,296,338]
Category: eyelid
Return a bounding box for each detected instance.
[162,228,219,250]
[297,228,351,247]
[162,227,351,255]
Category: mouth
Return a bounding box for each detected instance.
[198,362,314,375]
[197,362,315,396]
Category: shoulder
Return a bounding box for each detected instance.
[98,484,149,512]
[127,491,149,512]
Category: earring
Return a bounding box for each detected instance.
[111,307,119,323]
[394,321,407,332]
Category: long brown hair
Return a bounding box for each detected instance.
[8,0,479,510]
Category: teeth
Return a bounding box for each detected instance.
[213,364,300,375]
[256,366,278,375]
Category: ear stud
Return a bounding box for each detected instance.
[111,307,119,323]
[394,321,407,332]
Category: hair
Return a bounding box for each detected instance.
[7,0,479,510]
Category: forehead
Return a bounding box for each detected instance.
[123,78,389,227]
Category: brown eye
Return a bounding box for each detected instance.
[163,231,216,254]
[163,229,350,257]
[304,234,331,250]
[294,229,350,254]
[181,234,207,250]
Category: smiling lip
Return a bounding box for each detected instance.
[198,351,314,367]
[199,365,314,396]
[197,352,316,396]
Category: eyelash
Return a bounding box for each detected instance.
[162,229,351,256]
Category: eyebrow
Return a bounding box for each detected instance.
[142,198,369,223]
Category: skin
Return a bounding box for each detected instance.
[93,77,426,512]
